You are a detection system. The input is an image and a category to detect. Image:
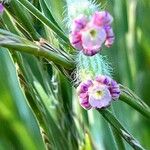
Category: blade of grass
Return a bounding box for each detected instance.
[58,73,79,149]
[33,80,71,150]
[17,0,70,44]
[111,127,126,150]
[2,11,23,36]
[120,85,150,119]
[43,0,67,30]
[4,0,40,40]
[1,43,74,69]
[0,48,45,150]
[0,29,74,69]
[97,109,145,150]
[39,0,61,30]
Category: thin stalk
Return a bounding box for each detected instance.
[120,85,150,119]
[0,43,74,69]
[97,109,145,150]
[17,0,70,44]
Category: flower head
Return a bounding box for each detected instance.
[77,75,120,110]
[69,11,114,56]
[0,3,4,13]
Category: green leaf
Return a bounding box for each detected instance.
[0,29,74,69]
[17,0,70,44]
[98,109,145,150]
[120,85,150,119]
[0,47,45,150]
[58,73,79,149]
[5,0,40,40]
[39,0,61,29]
[42,0,67,30]
[33,80,71,150]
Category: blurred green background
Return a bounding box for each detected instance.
[0,0,150,149]
[101,0,150,149]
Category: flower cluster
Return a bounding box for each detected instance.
[0,3,4,13]
[77,75,120,110]
[69,11,114,56]
[68,4,120,110]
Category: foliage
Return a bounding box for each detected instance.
[0,0,150,150]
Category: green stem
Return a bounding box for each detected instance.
[120,85,150,119]
[110,107,126,150]
[0,29,74,69]
[17,0,70,44]
[111,127,126,150]
[97,109,145,150]
[0,43,74,69]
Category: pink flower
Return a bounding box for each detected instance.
[69,11,114,56]
[0,3,4,13]
[77,75,120,110]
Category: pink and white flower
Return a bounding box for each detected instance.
[77,75,120,110]
[69,11,114,56]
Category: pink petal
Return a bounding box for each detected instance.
[79,93,92,110]
[104,26,115,47]
[82,47,100,56]
[71,15,87,33]
[79,92,88,99]
[69,32,83,50]
[0,3,4,13]
[81,103,92,110]
[110,87,120,100]
[96,75,112,85]
[92,11,113,27]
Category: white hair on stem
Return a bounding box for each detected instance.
[65,0,101,30]
[64,0,113,84]
[75,52,113,83]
